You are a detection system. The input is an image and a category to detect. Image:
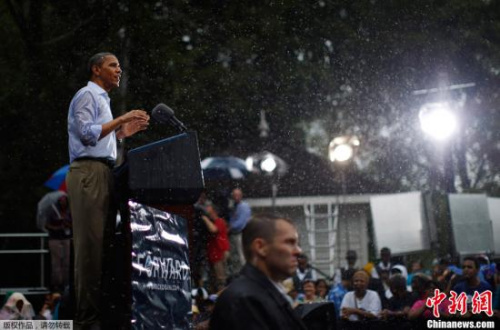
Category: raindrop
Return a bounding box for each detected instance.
[118,27,126,39]
[380,126,390,138]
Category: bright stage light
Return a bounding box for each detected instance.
[419,102,457,141]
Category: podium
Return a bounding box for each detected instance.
[128,131,204,205]
[295,302,337,330]
[112,131,204,329]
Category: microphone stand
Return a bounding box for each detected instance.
[308,264,335,283]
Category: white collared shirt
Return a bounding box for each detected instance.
[68,81,117,162]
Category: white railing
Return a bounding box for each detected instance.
[0,233,50,295]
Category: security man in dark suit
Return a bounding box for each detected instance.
[210,214,307,330]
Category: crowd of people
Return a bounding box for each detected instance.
[190,214,500,330]
[9,181,498,329]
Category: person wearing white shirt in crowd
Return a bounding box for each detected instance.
[340,270,381,321]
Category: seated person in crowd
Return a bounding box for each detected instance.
[453,257,493,296]
[434,255,461,292]
[328,268,355,317]
[407,260,426,287]
[340,270,382,321]
[194,294,217,330]
[452,256,493,318]
[315,279,330,300]
[380,274,418,320]
[38,293,62,320]
[408,274,451,320]
[477,255,496,290]
[384,264,411,299]
[0,292,35,320]
[298,280,323,304]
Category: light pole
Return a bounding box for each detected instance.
[246,151,287,213]
[328,136,360,252]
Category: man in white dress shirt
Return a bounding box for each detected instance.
[67,52,149,330]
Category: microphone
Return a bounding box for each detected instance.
[151,103,188,132]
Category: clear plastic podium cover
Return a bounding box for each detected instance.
[130,201,191,330]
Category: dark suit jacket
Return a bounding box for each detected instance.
[209,264,307,330]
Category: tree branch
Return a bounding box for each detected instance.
[36,15,96,46]
[472,157,486,189]
[4,0,30,43]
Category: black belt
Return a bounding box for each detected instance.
[74,157,116,169]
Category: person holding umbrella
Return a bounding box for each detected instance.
[66,52,149,330]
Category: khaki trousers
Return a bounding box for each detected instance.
[228,233,245,276]
[66,160,114,329]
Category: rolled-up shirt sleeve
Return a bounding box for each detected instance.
[73,91,102,146]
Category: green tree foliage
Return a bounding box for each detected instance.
[1,0,500,229]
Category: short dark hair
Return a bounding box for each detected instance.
[412,273,432,294]
[315,278,329,288]
[242,214,295,261]
[346,250,357,259]
[463,256,479,270]
[302,279,315,288]
[88,52,115,77]
[381,247,391,254]
[389,274,407,292]
[341,268,356,281]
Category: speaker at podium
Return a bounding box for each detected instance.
[127,131,204,205]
